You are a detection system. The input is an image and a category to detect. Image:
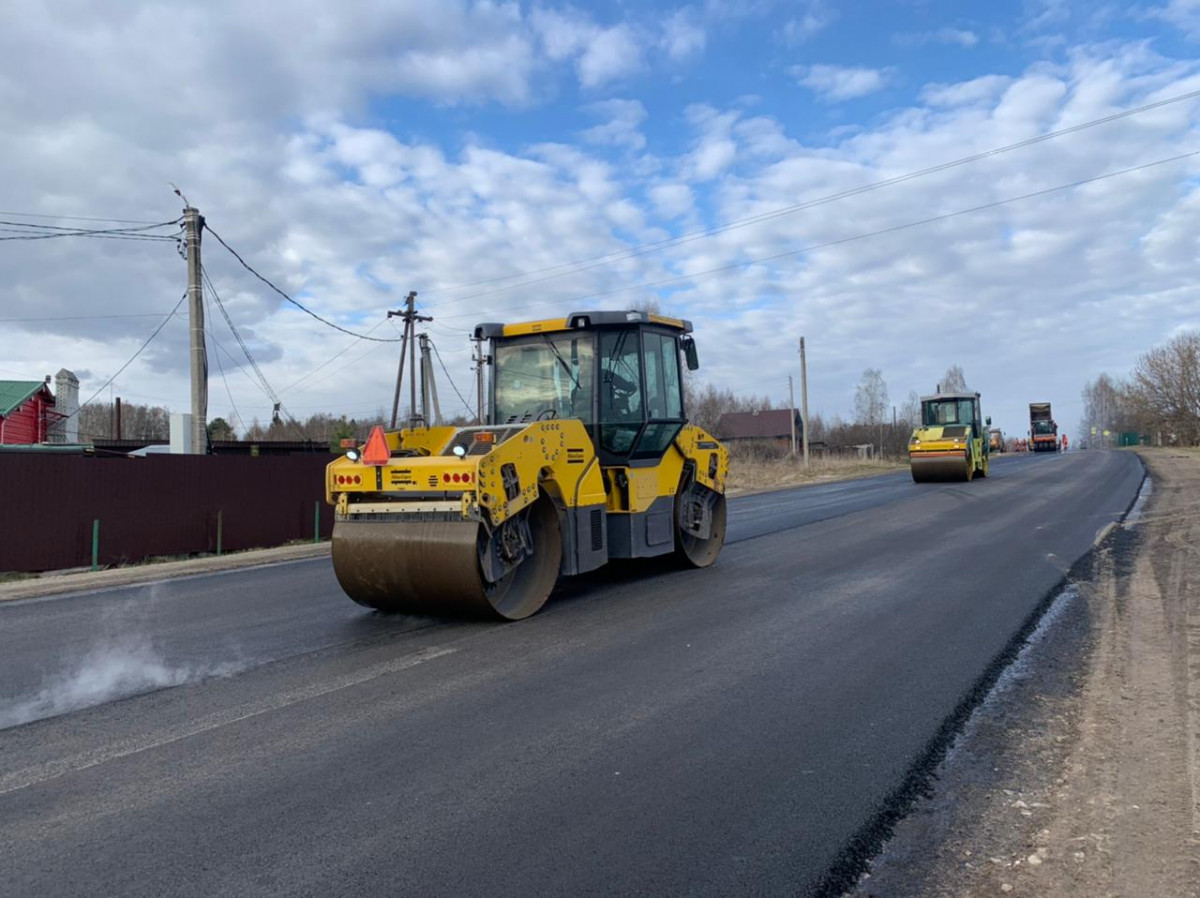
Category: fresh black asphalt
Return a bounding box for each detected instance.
[0,450,1144,897]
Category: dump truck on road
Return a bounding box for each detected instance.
[1029,402,1059,453]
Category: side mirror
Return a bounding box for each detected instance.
[986,416,992,426]
[681,335,699,371]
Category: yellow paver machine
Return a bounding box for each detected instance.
[326,311,729,620]
[908,391,990,482]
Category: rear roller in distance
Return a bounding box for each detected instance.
[331,497,563,621]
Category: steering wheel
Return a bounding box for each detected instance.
[536,409,558,421]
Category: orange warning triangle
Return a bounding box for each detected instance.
[362,425,391,466]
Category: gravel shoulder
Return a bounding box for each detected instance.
[848,447,1200,897]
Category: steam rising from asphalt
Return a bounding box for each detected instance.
[0,587,245,730]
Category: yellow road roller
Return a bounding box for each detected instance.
[908,391,990,482]
[325,310,729,620]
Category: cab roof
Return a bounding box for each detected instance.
[920,391,980,403]
[474,310,692,340]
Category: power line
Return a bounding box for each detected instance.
[204,289,246,436]
[0,210,167,224]
[201,266,303,435]
[0,218,181,241]
[428,339,474,418]
[437,149,1200,324]
[201,266,280,406]
[0,313,170,322]
[204,223,402,343]
[420,87,1200,309]
[67,293,187,422]
[278,317,390,396]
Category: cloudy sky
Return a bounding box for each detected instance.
[2,0,1199,441]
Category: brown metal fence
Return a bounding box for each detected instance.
[0,454,335,572]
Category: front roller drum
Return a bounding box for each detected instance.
[332,499,562,621]
[676,488,727,568]
[910,451,972,483]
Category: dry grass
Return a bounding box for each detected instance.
[726,450,906,493]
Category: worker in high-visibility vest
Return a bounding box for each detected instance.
[1062,434,1068,451]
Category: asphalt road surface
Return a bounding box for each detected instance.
[0,450,1144,897]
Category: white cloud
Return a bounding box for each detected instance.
[896,27,980,48]
[661,8,707,62]
[581,99,649,151]
[779,1,834,45]
[649,183,696,219]
[1147,0,1200,39]
[794,64,894,102]
[532,9,644,88]
[921,75,1013,107]
[682,105,741,180]
[579,25,643,87]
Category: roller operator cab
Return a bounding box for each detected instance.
[326,310,729,620]
[908,391,990,482]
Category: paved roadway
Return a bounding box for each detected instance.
[0,450,1143,897]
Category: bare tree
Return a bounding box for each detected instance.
[1128,331,1200,444]
[854,368,888,426]
[899,390,921,428]
[684,381,773,434]
[77,401,170,441]
[940,365,968,392]
[1079,373,1130,446]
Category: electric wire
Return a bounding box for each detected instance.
[436,149,1200,324]
[65,293,187,422]
[204,289,247,437]
[202,267,307,438]
[0,218,182,241]
[420,87,1200,308]
[0,210,167,224]
[204,223,402,343]
[428,339,475,420]
[278,317,391,396]
[0,313,169,322]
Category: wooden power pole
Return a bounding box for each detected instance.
[799,337,810,469]
[387,291,430,429]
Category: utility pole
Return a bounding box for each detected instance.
[471,336,487,424]
[387,291,430,429]
[184,205,207,454]
[114,396,122,441]
[799,337,810,469]
[892,405,897,460]
[418,333,442,426]
[788,375,797,457]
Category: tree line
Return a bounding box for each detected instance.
[1080,331,1200,446]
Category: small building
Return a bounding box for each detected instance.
[713,408,803,450]
[0,379,57,445]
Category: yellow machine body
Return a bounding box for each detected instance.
[326,311,729,620]
[909,391,990,483]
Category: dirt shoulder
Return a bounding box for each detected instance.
[726,453,906,494]
[847,447,1200,897]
